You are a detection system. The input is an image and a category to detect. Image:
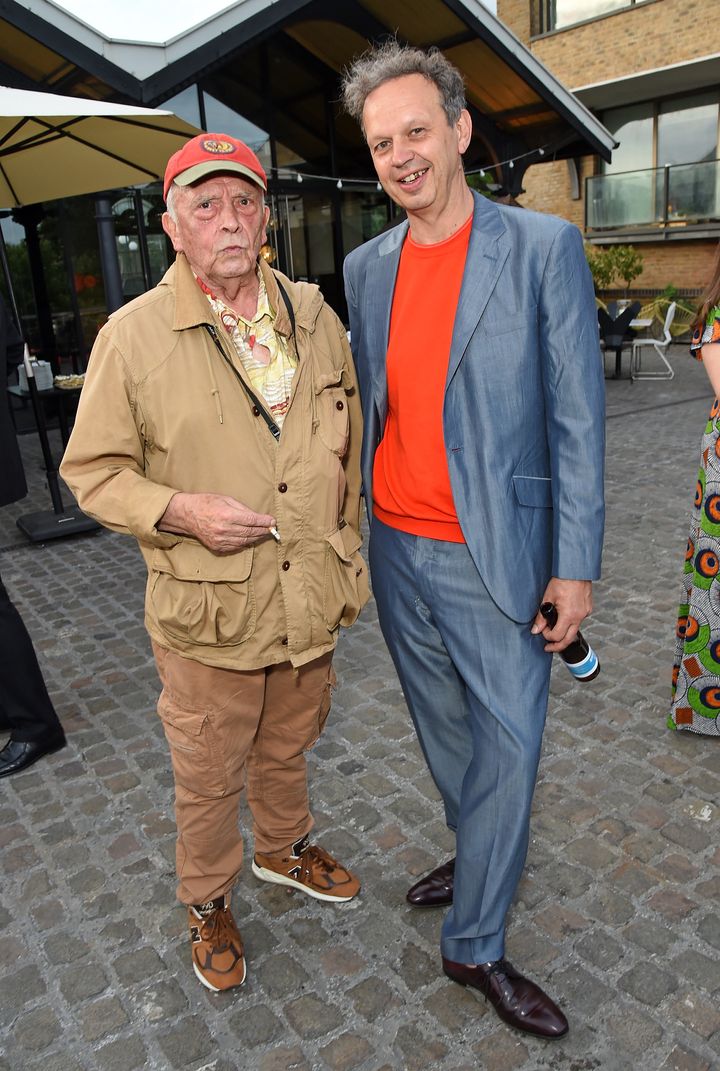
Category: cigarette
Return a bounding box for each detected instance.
[269,526,281,542]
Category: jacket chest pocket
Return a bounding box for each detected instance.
[149,541,256,647]
[315,370,349,457]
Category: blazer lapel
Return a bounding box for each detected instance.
[365,221,407,418]
[446,192,510,388]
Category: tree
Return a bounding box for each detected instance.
[612,245,643,294]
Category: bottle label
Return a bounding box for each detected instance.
[565,646,599,680]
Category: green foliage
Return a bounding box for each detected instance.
[584,243,644,294]
[584,244,615,291]
[612,245,643,290]
[466,172,500,199]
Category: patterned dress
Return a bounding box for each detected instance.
[670,305,720,733]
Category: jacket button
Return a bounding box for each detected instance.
[281,637,288,645]
[278,482,287,493]
[282,560,290,571]
[335,400,344,411]
[252,405,260,416]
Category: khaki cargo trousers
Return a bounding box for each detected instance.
[152,643,335,905]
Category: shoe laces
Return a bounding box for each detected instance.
[200,907,241,952]
[298,843,338,883]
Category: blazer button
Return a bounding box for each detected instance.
[282,560,290,571]
[252,405,261,416]
[281,637,288,646]
[335,400,344,410]
[278,482,288,493]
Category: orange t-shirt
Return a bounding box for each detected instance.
[373,215,472,542]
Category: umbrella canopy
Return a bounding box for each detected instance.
[0,86,201,207]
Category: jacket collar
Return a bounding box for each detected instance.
[165,253,322,337]
[446,190,510,386]
[364,191,511,404]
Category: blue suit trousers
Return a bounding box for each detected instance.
[369,518,552,963]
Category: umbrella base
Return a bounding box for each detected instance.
[16,506,100,542]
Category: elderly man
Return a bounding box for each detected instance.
[342,44,605,1038]
[61,134,367,992]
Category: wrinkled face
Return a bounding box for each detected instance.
[362,73,471,218]
[162,173,269,290]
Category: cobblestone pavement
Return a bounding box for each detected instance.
[1,346,719,1071]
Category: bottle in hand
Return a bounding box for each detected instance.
[539,602,600,682]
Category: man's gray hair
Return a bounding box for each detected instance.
[165,182,179,222]
[341,40,467,133]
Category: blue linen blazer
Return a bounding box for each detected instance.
[343,190,605,623]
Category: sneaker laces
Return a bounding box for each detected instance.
[298,843,339,885]
[200,906,241,952]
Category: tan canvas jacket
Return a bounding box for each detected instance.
[60,254,368,670]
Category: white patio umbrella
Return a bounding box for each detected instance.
[0,86,200,541]
[0,85,200,207]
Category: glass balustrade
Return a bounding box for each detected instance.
[586,160,720,231]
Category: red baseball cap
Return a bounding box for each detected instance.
[163,133,267,200]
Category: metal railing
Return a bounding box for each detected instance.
[585,159,720,232]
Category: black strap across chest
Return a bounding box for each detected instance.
[202,274,296,443]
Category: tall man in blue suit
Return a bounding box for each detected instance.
[342,42,604,1039]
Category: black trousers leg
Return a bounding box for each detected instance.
[0,573,63,742]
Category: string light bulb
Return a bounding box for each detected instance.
[336,179,343,189]
[296,173,303,183]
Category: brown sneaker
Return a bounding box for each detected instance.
[188,895,246,992]
[252,834,360,902]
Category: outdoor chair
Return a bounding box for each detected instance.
[630,301,676,382]
[598,301,641,379]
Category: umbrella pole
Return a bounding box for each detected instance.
[2,222,99,540]
[14,352,100,543]
[22,347,64,514]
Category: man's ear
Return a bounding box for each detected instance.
[162,212,182,252]
[457,109,473,156]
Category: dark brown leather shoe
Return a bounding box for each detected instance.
[442,956,568,1039]
[406,858,455,907]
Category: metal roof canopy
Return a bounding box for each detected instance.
[1,0,615,167]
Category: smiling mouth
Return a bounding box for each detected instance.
[398,168,429,185]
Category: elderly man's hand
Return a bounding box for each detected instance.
[531,578,593,653]
[159,492,276,554]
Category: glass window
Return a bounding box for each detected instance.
[341,192,391,257]
[544,0,631,31]
[160,85,202,128]
[602,103,654,174]
[657,93,718,167]
[202,93,272,172]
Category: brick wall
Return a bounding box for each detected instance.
[494,0,718,292]
[519,156,594,227]
[626,241,718,292]
[496,0,716,84]
[497,0,530,41]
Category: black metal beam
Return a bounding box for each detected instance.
[0,0,142,99]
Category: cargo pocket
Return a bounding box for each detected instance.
[323,523,370,631]
[157,693,226,798]
[315,370,350,457]
[306,663,337,751]
[149,540,256,647]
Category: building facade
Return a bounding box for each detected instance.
[498,0,720,294]
[0,0,612,367]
